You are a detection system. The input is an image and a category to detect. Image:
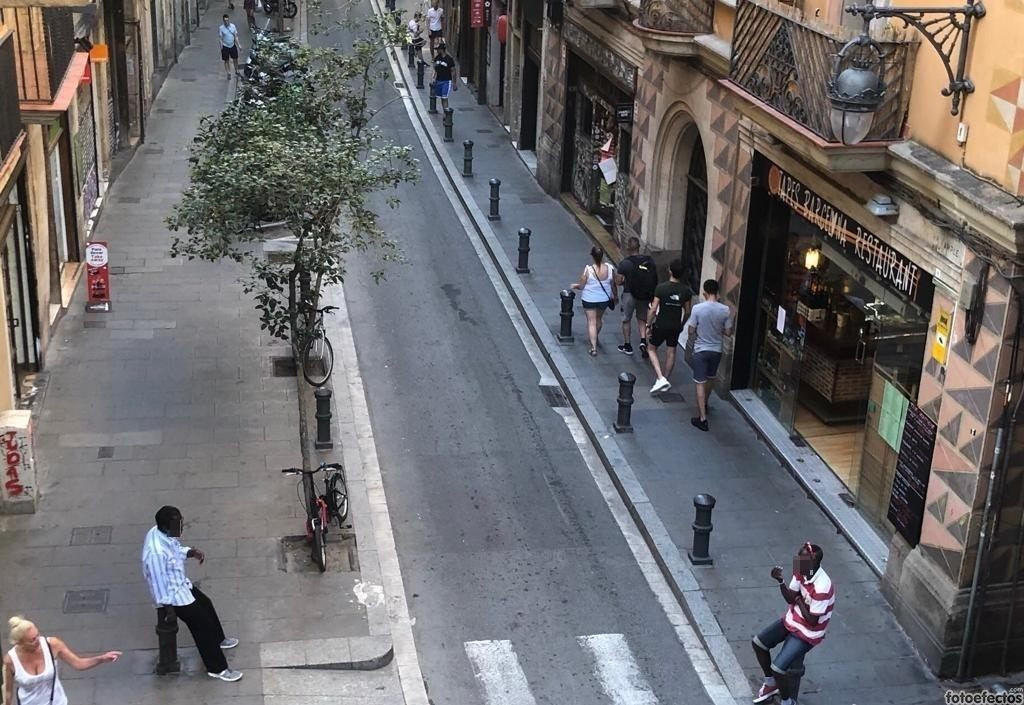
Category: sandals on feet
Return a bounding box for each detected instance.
[588,348,597,356]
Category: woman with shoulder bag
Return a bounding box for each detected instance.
[3,616,121,705]
[570,246,618,356]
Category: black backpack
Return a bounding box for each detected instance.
[628,255,658,301]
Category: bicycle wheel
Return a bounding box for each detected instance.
[302,474,316,540]
[311,516,327,572]
[283,0,298,17]
[301,332,335,387]
[328,472,349,526]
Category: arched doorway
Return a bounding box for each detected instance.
[680,137,707,295]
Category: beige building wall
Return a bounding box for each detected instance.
[22,124,52,354]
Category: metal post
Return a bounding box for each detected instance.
[155,607,180,675]
[613,372,636,433]
[462,140,474,177]
[558,289,575,343]
[443,107,454,142]
[314,387,333,450]
[688,494,716,565]
[516,228,531,274]
[428,79,437,113]
[418,61,427,90]
[488,178,501,221]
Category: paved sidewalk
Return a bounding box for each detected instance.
[0,9,398,705]
[389,32,944,705]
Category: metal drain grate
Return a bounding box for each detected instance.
[476,128,494,133]
[63,589,109,614]
[118,197,141,204]
[272,357,297,377]
[71,526,113,546]
[110,266,126,275]
[540,385,569,408]
[84,320,106,329]
[658,392,685,404]
[97,446,114,459]
[157,108,175,113]
[519,196,545,204]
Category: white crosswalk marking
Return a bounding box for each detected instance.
[578,634,660,705]
[464,640,538,705]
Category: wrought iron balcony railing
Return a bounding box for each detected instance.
[0,7,76,104]
[0,31,21,163]
[728,0,915,142]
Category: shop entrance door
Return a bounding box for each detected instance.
[680,140,707,295]
[1,197,39,398]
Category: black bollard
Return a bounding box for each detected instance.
[314,387,333,450]
[488,178,501,221]
[613,372,636,433]
[428,80,437,113]
[417,61,426,90]
[558,289,575,343]
[155,606,180,675]
[516,228,531,274]
[463,140,474,177]
[443,107,454,142]
[688,493,716,565]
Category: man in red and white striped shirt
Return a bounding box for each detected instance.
[751,542,834,705]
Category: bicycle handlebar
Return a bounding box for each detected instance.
[318,305,338,314]
[280,462,343,475]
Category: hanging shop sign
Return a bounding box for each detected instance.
[615,102,634,124]
[85,241,111,312]
[470,0,485,27]
[766,163,927,305]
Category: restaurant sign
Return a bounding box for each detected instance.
[766,164,927,304]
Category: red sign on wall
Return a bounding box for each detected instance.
[470,0,485,28]
[85,241,111,312]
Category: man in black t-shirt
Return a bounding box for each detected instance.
[432,44,458,110]
[616,236,658,357]
[647,258,693,394]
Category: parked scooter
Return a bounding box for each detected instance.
[262,0,298,18]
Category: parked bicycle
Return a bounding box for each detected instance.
[281,462,349,572]
[301,305,336,387]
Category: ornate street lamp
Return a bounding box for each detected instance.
[827,0,986,145]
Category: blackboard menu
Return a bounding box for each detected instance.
[887,402,937,546]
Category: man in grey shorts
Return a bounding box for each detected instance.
[616,237,658,356]
[686,279,732,432]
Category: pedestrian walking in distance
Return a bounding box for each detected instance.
[570,246,618,356]
[752,542,834,705]
[142,505,243,682]
[3,616,121,705]
[426,0,444,52]
[408,12,426,65]
[646,258,692,393]
[686,278,732,431]
[432,43,458,111]
[615,236,658,356]
[244,0,257,31]
[218,15,240,80]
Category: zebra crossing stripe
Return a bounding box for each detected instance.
[578,633,659,705]
[464,640,538,705]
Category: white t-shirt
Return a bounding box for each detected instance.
[426,6,443,31]
[218,22,238,48]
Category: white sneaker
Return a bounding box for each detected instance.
[220,637,239,649]
[649,377,671,394]
[209,669,243,682]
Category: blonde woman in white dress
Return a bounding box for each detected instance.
[2,616,121,705]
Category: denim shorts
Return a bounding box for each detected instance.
[582,299,609,311]
[753,619,814,673]
[691,350,722,383]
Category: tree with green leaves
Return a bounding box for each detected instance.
[167,17,418,354]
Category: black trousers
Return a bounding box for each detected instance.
[175,587,228,673]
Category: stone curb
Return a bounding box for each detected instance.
[261,635,395,670]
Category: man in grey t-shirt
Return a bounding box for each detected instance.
[686,279,732,432]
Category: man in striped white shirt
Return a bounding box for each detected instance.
[142,506,242,682]
[751,542,834,705]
